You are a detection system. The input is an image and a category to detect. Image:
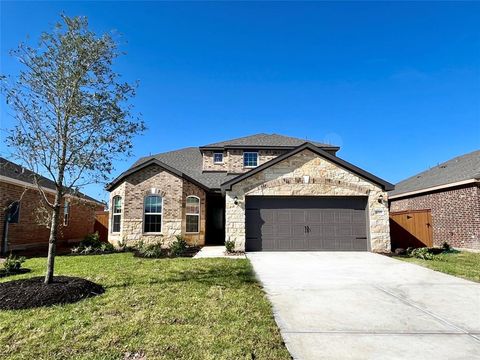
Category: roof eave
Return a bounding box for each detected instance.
[221,142,394,192]
[389,178,480,200]
[199,145,340,151]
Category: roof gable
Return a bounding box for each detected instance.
[221,143,394,191]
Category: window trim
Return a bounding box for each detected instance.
[243,151,259,168]
[185,195,200,234]
[213,152,224,164]
[63,200,70,226]
[111,196,122,233]
[143,195,163,234]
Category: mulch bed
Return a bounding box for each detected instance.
[0,268,31,278]
[132,246,200,259]
[0,276,105,310]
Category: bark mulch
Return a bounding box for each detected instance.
[0,276,104,310]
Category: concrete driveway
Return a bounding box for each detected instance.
[247,252,480,360]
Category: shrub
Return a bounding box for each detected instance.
[410,247,435,260]
[80,232,102,248]
[225,240,235,253]
[170,236,187,256]
[136,241,165,258]
[3,254,26,274]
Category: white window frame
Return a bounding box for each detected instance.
[63,200,70,226]
[213,152,224,164]
[243,152,259,168]
[112,196,122,233]
[143,195,163,234]
[185,195,200,234]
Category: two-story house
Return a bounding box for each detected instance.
[106,133,394,252]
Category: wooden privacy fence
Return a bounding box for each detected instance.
[390,209,433,249]
[94,211,109,242]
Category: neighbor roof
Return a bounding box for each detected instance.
[0,157,103,204]
[200,133,338,150]
[389,150,480,198]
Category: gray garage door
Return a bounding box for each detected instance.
[245,196,368,251]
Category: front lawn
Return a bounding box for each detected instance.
[0,253,290,360]
[394,251,480,283]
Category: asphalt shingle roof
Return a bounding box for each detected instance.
[201,133,334,148]
[132,147,237,190]
[389,150,480,197]
[0,157,103,204]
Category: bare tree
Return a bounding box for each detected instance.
[1,15,145,283]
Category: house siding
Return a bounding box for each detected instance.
[0,181,101,253]
[108,164,206,247]
[225,149,391,252]
[390,184,480,250]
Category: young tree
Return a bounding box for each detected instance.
[1,15,145,284]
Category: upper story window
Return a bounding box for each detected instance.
[185,196,200,233]
[144,195,162,233]
[243,152,258,168]
[63,200,70,226]
[213,152,224,164]
[112,196,122,233]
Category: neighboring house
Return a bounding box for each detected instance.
[389,150,480,251]
[0,157,104,255]
[107,133,393,252]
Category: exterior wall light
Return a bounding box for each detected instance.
[234,196,239,205]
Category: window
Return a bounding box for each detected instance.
[213,152,224,164]
[144,195,162,233]
[185,196,200,233]
[112,196,122,233]
[243,152,258,168]
[7,201,20,224]
[63,200,70,226]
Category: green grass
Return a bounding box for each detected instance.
[0,253,290,360]
[394,251,480,283]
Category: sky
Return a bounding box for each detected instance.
[1,1,479,203]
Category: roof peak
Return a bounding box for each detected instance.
[201,133,336,149]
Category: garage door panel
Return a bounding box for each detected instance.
[245,196,368,251]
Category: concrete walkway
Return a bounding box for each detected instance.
[247,252,480,360]
[193,246,246,259]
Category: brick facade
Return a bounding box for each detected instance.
[225,149,391,252]
[390,184,480,250]
[0,181,101,253]
[108,164,206,247]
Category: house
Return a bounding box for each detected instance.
[0,157,104,255]
[106,134,393,252]
[389,150,480,251]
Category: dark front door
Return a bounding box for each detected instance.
[245,196,368,251]
[206,194,225,245]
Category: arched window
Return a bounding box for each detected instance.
[144,195,162,233]
[186,196,200,233]
[112,196,122,233]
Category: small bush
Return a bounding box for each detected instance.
[136,241,165,258]
[410,247,435,260]
[3,254,26,274]
[225,240,235,253]
[170,236,188,256]
[80,232,102,248]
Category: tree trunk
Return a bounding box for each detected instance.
[44,191,62,284]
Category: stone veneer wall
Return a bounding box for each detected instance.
[202,149,288,173]
[390,184,480,250]
[108,164,206,247]
[225,149,391,252]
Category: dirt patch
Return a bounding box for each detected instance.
[0,276,105,310]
